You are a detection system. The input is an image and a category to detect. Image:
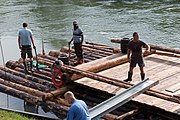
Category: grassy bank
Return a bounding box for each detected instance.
[0,110,36,120]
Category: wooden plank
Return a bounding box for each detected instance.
[165,81,180,93]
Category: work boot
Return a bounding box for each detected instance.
[74,58,81,65]
[141,73,145,81]
[79,58,84,64]
[124,72,132,82]
[30,61,34,72]
[23,62,28,73]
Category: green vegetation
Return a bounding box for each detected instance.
[0,110,37,120]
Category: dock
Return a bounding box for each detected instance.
[0,40,179,119]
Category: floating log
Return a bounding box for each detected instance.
[82,44,114,53]
[111,39,180,54]
[0,83,41,103]
[0,78,45,98]
[149,44,180,54]
[0,69,53,92]
[14,67,53,82]
[48,50,60,57]
[6,60,23,69]
[0,66,54,88]
[82,46,113,56]
[85,41,114,48]
[154,51,180,58]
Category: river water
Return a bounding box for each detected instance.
[0,0,179,118]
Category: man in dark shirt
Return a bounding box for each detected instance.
[68,21,84,65]
[124,32,149,82]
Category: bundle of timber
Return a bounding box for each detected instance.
[48,41,120,64]
[0,40,179,119]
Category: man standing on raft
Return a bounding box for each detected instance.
[18,22,36,73]
[124,32,149,82]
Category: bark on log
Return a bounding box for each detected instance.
[149,44,180,54]
[0,78,46,98]
[43,85,74,100]
[0,66,54,88]
[85,41,114,48]
[0,83,41,103]
[111,39,180,54]
[82,46,113,56]
[154,51,180,58]
[71,54,129,80]
[82,44,114,53]
[14,67,53,82]
[0,69,53,92]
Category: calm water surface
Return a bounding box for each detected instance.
[0,0,179,118]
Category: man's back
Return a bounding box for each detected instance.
[18,28,32,46]
[67,99,90,120]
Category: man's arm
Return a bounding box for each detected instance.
[66,109,74,120]
[18,36,21,49]
[68,38,73,45]
[30,35,36,49]
[127,49,131,62]
[81,34,84,44]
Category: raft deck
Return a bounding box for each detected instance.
[0,41,179,119]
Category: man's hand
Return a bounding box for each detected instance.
[143,50,149,56]
[19,46,22,50]
[128,57,131,63]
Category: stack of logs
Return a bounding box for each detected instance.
[0,41,179,119]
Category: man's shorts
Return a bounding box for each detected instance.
[130,57,145,68]
[21,45,33,59]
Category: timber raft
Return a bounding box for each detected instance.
[0,40,180,120]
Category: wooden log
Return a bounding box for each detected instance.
[6,60,23,69]
[14,67,53,82]
[43,85,74,100]
[0,66,54,88]
[0,82,69,116]
[155,51,180,58]
[0,83,41,103]
[71,54,129,80]
[0,78,45,98]
[82,46,113,56]
[115,109,140,120]
[82,44,114,53]
[111,39,180,54]
[85,41,114,48]
[149,44,180,54]
[0,69,53,92]
[48,50,60,57]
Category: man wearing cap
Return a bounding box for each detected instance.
[68,21,84,65]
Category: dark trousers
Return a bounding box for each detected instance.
[74,43,83,59]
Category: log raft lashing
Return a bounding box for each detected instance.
[0,41,179,119]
